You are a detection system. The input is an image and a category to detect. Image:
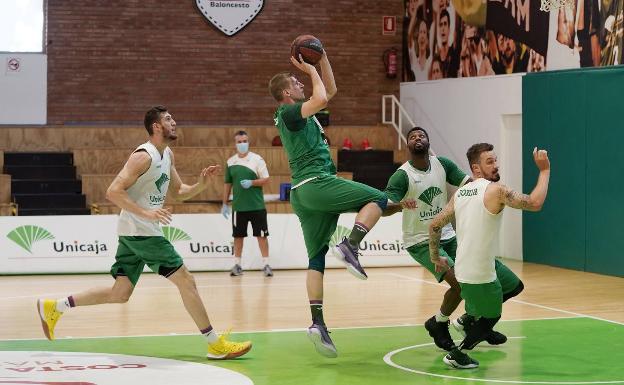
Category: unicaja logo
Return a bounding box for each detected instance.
[418,186,443,206]
[162,226,192,242]
[6,225,54,253]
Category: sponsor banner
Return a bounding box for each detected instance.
[0,214,412,274]
[0,215,118,274]
[0,351,252,385]
[486,0,550,56]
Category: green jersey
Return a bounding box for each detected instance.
[225,151,269,212]
[274,102,336,187]
[384,156,469,247]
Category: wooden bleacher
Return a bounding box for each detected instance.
[0,125,400,151]
[1,125,403,215]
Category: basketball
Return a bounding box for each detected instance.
[291,35,324,65]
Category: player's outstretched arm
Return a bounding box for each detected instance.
[290,56,328,118]
[106,151,171,224]
[428,196,455,272]
[498,147,550,212]
[169,151,221,202]
[319,50,337,101]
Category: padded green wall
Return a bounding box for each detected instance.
[522,67,624,277]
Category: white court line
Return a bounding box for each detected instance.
[0,315,579,342]
[383,272,624,327]
[383,338,624,384]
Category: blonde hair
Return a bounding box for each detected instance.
[269,72,293,101]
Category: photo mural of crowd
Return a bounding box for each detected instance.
[402,0,624,82]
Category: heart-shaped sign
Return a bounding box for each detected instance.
[196,0,264,36]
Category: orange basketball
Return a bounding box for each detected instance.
[291,35,324,65]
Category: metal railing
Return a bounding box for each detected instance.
[381,95,411,150]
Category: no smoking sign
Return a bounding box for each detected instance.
[6,57,21,73]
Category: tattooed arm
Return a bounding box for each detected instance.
[428,196,455,272]
[497,147,550,212]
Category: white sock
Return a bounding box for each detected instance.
[435,311,449,323]
[56,297,72,313]
[202,327,218,344]
[262,257,269,266]
[235,257,241,266]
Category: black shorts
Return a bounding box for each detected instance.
[232,209,269,238]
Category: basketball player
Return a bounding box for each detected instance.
[37,106,252,360]
[384,127,524,352]
[269,51,390,358]
[429,143,550,368]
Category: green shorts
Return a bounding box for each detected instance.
[406,238,457,282]
[494,259,521,295]
[110,236,184,285]
[407,237,520,292]
[460,280,503,318]
[290,175,387,259]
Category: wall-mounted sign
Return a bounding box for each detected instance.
[6,57,20,73]
[196,0,264,36]
[383,16,396,35]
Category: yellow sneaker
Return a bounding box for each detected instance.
[206,331,252,360]
[37,299,63,340]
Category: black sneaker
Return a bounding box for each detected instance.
[307,324,338,358]
[335,237,368,280]
[229,264,243,276]
[443,348,479,369]
[263,264,274,277]
[453,314,506,347]
[451,314,474,338]
[425,316,455,351]
[485,330,507,345]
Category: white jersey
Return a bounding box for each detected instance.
[454,178,502,284]
[399,157,457,247]
[117,142,172,236]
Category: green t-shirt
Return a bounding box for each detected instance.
[224,152,269,212]
[274,102,336,186]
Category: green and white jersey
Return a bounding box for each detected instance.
[454,178,503,284]
[225,151,269,212]
[274,102,336,188]
[118,141,171,236]
[384,156,469,248]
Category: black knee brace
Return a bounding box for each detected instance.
[375,197,388,211]
[308,246,328,273]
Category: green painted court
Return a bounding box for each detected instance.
[2,317,622,385]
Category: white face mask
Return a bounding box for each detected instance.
[236,142,249,154]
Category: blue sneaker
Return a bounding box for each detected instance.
[335,237,368,280]
[307,324,338,358]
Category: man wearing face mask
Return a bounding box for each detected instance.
[384,127,522,357]
[222,130,272,277]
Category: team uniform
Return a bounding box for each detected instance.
[385,156,467,280]
[384,157,520,294]
[274,102,387,260]
[454,178,503,318]
[225,152,270,238]
[111,142,183,285]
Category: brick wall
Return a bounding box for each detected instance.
[47,0,403,126]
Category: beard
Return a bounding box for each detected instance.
[163,129,177,141]
[409,142,430,155]
[486,172,500,182]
